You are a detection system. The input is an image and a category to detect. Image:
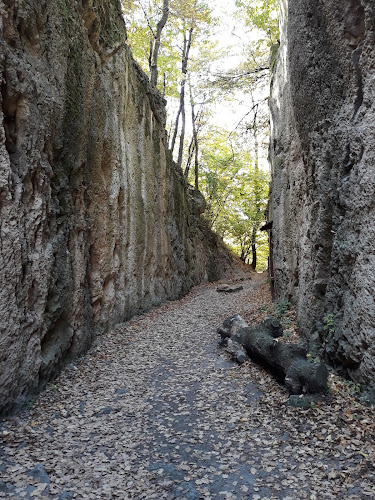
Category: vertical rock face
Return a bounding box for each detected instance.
[270,0,375,395]
[0,0,226,414]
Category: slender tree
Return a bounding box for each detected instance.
[123,0,277,268]
[149,0,169,87]
[170,26,193,164]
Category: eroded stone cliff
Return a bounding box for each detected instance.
[270,0,375,398]
[0,0,229,414]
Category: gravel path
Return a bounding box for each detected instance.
[0,274,374,499]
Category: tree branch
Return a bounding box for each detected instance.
[213,67,269,81]
[138,0,156,38]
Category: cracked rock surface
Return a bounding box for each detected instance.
[270,0,375,391]
[0,275,374,499]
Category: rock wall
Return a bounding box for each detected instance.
[0,0,228,414]
[270,0,375,397]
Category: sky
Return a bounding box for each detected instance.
[189,0,270,174]
[206,0,265,133]
[123,0,271,169]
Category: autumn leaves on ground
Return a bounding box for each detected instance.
[0,271,374,499]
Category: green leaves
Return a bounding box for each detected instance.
[235,0,279,45]
[195,127,270,269]
[123,1,276,269]
[123,0,217,95]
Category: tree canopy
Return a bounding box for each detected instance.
[122,0,279,269]
[196,128,270,269]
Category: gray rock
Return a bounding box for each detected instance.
[269,0,375,391]
[359,389,375,407]
[0,0,229,415]
[287,395,320,409]
[58,493,73,500]
[189,188,207,214]
[27,463,50,484]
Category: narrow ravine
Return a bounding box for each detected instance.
[0,274,374,499]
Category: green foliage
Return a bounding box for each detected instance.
[235,0,279,46]
[122,0,217,96]
[273,300,291,319]
[323,313,335,338]
[306,353,321,364]
[194,127,270,269]
[123,1,279,269]
[261,300,298,340]
[344,380,361,397]
[274,300,293,337]
[213,0,279,93]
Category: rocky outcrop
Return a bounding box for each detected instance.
[0,0,230,414]
[270,0,375,397]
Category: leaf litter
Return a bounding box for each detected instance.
[0,272,374,499]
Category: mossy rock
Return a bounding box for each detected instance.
[287,394,321,409]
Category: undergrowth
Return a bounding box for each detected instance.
[258,299,299,343]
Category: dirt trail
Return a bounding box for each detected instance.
[0,274,374,499]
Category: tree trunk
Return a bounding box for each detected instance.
[163,72,166,97]
[185,95,203,182]
[177,82,186,168]
[250,97,261,270]
[218,315,329,394]
[251,225,257,270]
[184,137,195,178]
[193,105,199,190]
[188,79,200,189]
[251,243,256,269]
[170,104,182,153]
[171,27,193,159]
[149,0,169,88]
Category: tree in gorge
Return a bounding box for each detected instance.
[169,25,193,166]
[201,0,279,269]
[235,0,279,45]
[122,0,178,95]
[122,1,214,94]
[168,1,212,171]
[149,0,170,87]
[198,128,270,270]
[123,0,218,182]
[123,0,278,269]
[122,0,170,87]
